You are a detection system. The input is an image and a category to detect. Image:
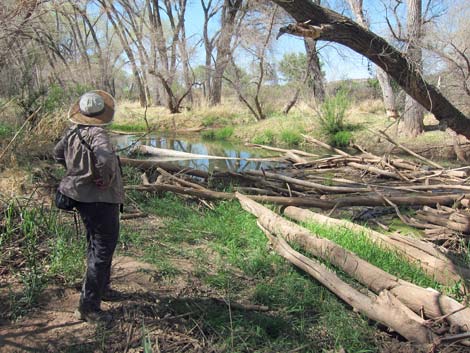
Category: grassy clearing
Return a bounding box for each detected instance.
[121,191,381,352]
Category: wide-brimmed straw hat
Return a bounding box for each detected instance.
[68,90,116,126]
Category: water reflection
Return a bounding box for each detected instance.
[112,133,285,173]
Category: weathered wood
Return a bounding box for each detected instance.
[126,184,466,209]
[283,206,470,285]
[236,194,470,332]
[244,143,318,157]
[156,167,207,190]
[416,211,470,234]
[262,229,433,343]
[120,157,214,179]
[347,161,403,180]
[245,170,369,193]
[132,145,283,162]
[374,130,444,169]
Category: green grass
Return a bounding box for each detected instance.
[201,126,234,141]
[126,193,380,352]
[252,130,275,145]
[330,130,353,147]
[280,129,302,146]
[110,122,150,132]
[0,122,15,139]
[302,221,440,289]
[1,203,85,319]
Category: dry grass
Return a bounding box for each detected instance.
[114,100,250,130]
[0,167,30,198]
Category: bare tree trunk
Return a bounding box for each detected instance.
[210,0,242,105]
[403,0,425,136]
[201,0,218,101]
[272,0,470,138]
[347,0,397,119]
[304,37,325,103]
[98,0,147,107]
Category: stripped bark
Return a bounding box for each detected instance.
[263,228,433,343]
[126,183,466,209]
[282,206,470,285]
[237,194,434,343]
[236,194,470,332]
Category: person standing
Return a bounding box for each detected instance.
[53,91,124,324]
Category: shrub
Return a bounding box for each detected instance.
[318,89,350,135]
[202,115,217,127]
[202,126,234,141]
[280,129,302,146]
[330,130,352,147]
[253,130,275,145]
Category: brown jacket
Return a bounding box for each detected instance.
[53,125,124,204]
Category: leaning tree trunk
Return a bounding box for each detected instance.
[347,0,397,119]
[403,0,425,136]
[271,0,470,138]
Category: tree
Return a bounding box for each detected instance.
[278,51,322,114]
[210,0,244,105]
[346,0,398,120]
[403,0,425,136]
[279,52,308,82]
[224,4,278,120]
[272,0,470,138]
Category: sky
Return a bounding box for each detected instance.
[182,0,390,82]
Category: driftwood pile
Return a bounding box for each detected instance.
[122,136,470,345]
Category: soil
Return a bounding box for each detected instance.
[0,255,224,353]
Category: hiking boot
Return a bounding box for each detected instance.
[101,288,122,302]
[74,307,113,325]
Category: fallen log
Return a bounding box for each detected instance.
[132,145,284,162]
[236,194,470,333]
[245,170,370,193]
[260,227,433,343]
[120,157,215,179]
[282,206,470,286]
[244,143,319,157]
[415,211,470,234]
[126,184,466,209]
[374,130,444,169]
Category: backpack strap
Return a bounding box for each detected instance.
[75,127,93,153]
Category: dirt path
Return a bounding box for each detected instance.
[0,256,217,353]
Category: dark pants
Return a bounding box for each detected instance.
[76,202,120,311]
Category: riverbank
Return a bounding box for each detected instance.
[112,99,469,162]
[1,100,469,352]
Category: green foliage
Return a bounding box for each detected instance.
[201,126,234,141]
[48,227,85,285]
[279,52,308,83]
[330,130,352,147]
[19,83,91,117]
[202,115,217,127]
[367,78,381,99]
[1,203,84,319]
[280,129,302,146]
[133,195,379,352]
[252,130,274,145]
[0,122,15,139]
[318,89,350,135]
[303,221,439,288]
[110,123,149,132]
